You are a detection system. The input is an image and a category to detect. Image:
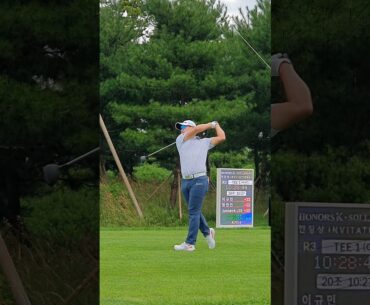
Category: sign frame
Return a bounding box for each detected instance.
[216,168,254,228]
[285,202,370,305]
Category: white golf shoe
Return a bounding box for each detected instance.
[206,228,216,249]
[174,242,195,252]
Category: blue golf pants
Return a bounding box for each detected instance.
[181,176,210,245]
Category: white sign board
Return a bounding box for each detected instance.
[216,168,254,228]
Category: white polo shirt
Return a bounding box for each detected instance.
[176,134,214,177]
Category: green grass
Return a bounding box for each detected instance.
[100,227,270,305]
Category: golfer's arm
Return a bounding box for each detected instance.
[271,63,313,130]
[184,123,212,141]
[211,124,226,145]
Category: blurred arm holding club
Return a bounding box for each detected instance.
[271,53,313,134]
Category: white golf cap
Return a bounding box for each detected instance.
[175,120,196,130]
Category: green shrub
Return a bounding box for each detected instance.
[133,163,171,182]
[22,187,98,246]
[106,169,116,180]
[210,149,255,169]
[272,147,370,203]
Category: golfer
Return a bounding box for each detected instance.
[271,53,313,136]
[174,120,226,252]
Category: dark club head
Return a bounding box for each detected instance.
[43,164,60,185]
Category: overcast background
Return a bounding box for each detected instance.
[220,0,257,18]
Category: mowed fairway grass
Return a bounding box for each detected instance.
[100,228,270,305]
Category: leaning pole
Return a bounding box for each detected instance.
[99,114,144,219]
[0,233,32,305]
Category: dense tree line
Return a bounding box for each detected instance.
[100,0,271,178]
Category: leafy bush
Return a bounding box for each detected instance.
[210,149,255,169]
[272,147,370,203]
[209,150,255,185]
[22,187,98,246]
[133,163,171,182]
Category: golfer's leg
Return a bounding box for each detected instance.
[199,212,210,237]
[181,179,190,206]
[181,179,192,243]
[185,178,207,245]
[271,63,312,130]
[199,178,210,236]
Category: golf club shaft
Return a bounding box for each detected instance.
[60,147,100,168]
[147,142,176,157]
[234,29,271,70]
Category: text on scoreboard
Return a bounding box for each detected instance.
[216,168,254,228]
[285,202,370,305]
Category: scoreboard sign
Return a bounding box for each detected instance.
[216,168,254,228]
[285,202,370,305]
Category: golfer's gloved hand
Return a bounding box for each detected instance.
[271,53,292,77]
[211,121,218,129]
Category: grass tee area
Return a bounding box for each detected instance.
[100,171,271,305]
[100,227,270,305]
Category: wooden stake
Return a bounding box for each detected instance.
[177,171,182,221]
[63,267,98,305]
[0,233,32,305]
[146,172,173,203]
[99,114,143,219]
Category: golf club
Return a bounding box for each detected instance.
[140,142,176,163]
[222,23,270,71]
[233,28,270,70]
[43,147,100,185]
